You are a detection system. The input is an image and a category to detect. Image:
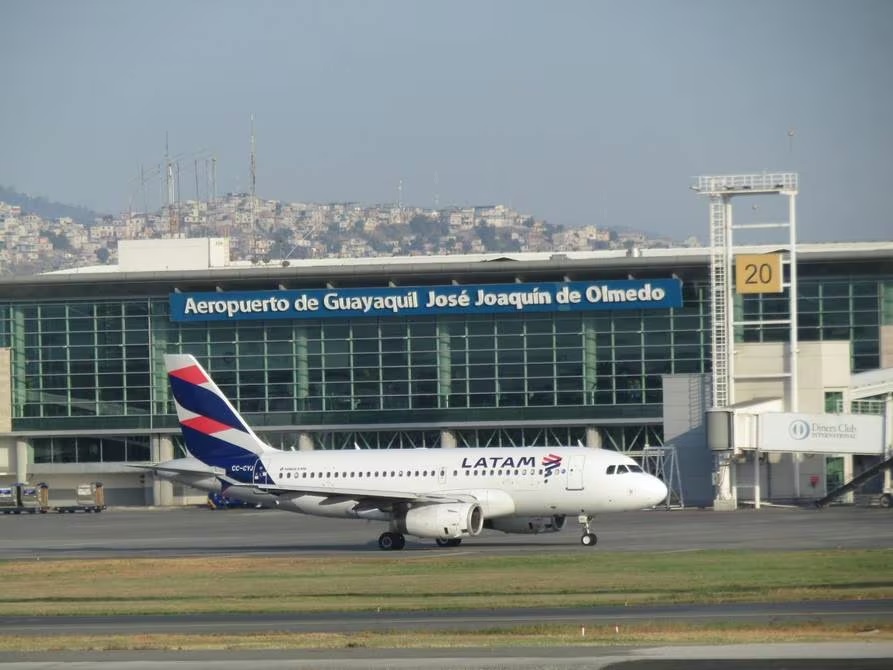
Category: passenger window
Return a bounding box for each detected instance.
[452,470,458,476]
[606,465,616,475]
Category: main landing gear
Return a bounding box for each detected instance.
[378,533,464,550]
[378,531,405,550]
[578,514,597,547]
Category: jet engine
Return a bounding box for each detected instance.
[484,515,566,535]
[399,502,484,539]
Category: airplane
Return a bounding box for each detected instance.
[145,353,669,551]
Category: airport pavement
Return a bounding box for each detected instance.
[2,643,893,669]
[1,506,891,668]
[0,504,891,559]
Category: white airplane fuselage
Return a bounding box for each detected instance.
[157,446,666,520]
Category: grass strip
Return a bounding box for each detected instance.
[1,549,891,616]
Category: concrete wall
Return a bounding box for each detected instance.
[732,340,852,503]
[0,349,11,434]
[666,341,857,507]
[662,373,714,507]
[882,281,893,368]
[882,325,893,369]
[118,237,229,271]
[0,349,12,481]
[735,340,851,412]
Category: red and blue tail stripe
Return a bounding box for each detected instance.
[165,354,276,475]
[168,368,250,435]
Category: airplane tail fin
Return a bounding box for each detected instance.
[164,354,277,469]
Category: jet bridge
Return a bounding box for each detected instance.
[708,392,890,509]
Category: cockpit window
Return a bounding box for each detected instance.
[607,463,646,475]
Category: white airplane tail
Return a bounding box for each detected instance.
[164,354,277,471]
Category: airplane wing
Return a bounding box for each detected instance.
[247,481,480,506]
[137,459,483,507]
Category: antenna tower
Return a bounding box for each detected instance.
[249,114,257,259]
[165,133,179,235]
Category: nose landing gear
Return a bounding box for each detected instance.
[578,514,597,547]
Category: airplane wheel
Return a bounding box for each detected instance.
[880,493,892,509]
[378,532,405,551]
[580,532,597,547]
[436,538,462,548]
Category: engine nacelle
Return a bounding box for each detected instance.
[399,502,484,539]
[485,515,566,535]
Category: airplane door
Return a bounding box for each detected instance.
[565,455,585,491]
[252,459,273,486]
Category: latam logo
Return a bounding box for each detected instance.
[542,453,562,478]
[788,420,811,440]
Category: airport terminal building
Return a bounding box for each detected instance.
[0,237,891,508]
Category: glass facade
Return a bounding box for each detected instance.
[740,278,882,371]
[0,257,889,465]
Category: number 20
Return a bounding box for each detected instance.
[744,263,773,284]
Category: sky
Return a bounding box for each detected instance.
[2,0,891,243]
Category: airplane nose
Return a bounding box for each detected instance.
[649,475,668,507]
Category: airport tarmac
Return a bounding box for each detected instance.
[2,643,893,669]
[0,504,891,559]
[1,505,891,668]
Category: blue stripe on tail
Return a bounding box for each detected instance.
[169,376,249,434]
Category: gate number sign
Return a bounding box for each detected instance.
[735,253,783,294]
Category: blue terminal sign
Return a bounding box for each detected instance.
[169,279,683,322]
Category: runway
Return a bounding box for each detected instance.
[1,505,891,668]
[2,643,893,669]
[1,504,891,559]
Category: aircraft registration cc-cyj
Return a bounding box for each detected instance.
[147,354,669,551]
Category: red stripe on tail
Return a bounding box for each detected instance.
[182,415,233,435]
[169,365,209,385]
